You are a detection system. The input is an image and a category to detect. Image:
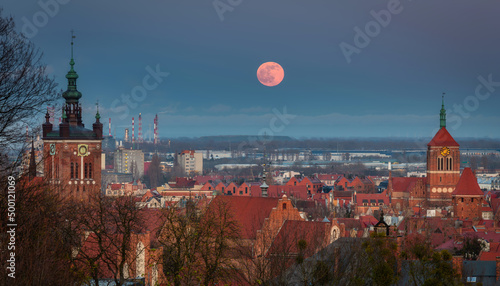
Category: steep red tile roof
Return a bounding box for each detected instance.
[391,177,426,193]
[427,127,459,146]
[479,243,500,261]
[210,196,280,239]
[359,215,379,227]
[452,168,484,196]
[267,220,329,257]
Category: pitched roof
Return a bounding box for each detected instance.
[391,177,426,193]
[267,220,329,257]
[210,196,279,239]
[427,127,459,146]
[452,168,484,196]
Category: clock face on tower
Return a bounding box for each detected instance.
[78,144,89,157]
[440,146,450,157]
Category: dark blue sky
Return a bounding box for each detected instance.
[3,0,500,139]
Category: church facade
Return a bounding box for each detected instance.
[388,97,484,220]
[42,41,103,200]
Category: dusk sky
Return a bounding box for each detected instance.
[2,1,500,139]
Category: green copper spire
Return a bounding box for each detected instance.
[95,101,101,120]
[62,31,82,103]
[440,93,446,128]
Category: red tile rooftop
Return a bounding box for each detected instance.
[452,168,484,196]
[427,127,459,146]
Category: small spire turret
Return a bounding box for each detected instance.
[62,30,82,104]
[440,93,446,128]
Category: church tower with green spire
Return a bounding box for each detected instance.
[42,32,103,201]
[425,93,461,207]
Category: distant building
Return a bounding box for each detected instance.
[177,150,203,175]
[102,136,116,152]
[114,148,144,177]
[493,176,500,190]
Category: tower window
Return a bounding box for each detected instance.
[84,163,88,179]
[71,163,74,179]
[89,163,92,179]
[283,203,287,209]
[75,163,79,179]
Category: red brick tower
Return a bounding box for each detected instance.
[452,168,483,220]
[426,96,460,206]
[42,34,102,200]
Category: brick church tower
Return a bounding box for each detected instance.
[452,168,483,220]
[426,97,460,206]
[42,36,103,200]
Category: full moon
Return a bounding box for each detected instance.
[257,62,284,87]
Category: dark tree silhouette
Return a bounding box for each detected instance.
[0,10,58,174]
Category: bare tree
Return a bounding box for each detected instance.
[0,10,58,174]
[147,153,163,189]
[0,176,82,285]
[156,198,240,285]
[69,191,146,285]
